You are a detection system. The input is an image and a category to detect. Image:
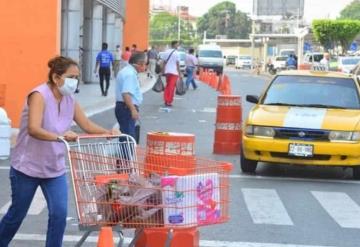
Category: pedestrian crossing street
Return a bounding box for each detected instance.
[1,186,359,230]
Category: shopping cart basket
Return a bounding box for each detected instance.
[63,134,137,246]
[64,134,232,247]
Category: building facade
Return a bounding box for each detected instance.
[0,0,149,127]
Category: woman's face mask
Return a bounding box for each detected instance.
[58,77,78,96]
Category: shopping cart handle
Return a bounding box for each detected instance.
[77,133,134,140]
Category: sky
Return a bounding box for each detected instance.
[151,0,354,22]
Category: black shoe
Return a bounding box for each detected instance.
[104,91,108,96]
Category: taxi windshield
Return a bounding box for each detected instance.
[262,75,360,109]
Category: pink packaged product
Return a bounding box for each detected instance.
[161,173,221,227]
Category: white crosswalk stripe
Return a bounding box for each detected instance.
[1,186,360,234]
[13,233,335,247]
[0,187,46,215]
[311,191,360,229]
[242,188,294,225]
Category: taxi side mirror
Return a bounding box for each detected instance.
[246,95,259,104]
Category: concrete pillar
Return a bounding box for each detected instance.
[61,0,81,61]
[83,0,103,83]
[250,20,255,69]
[114,17,123,50]
[105,10,116,53]
[298,37,304,65]
[263,39,268,72]
[251,36,255,69]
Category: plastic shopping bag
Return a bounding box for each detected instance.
[175,78,186,96]
[152,76,165,93]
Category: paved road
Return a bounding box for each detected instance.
[1,69,360,246]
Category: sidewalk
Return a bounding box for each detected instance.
[76,72,156,117]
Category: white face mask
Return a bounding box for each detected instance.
[58,78,78,96]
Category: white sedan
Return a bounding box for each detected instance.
[337,56,360,73]
[235,55,252,69]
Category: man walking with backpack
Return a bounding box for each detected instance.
[160,41,182,107]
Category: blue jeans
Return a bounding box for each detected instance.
[185,67,197,89]
[0,167,68,247]
[115,101,138,139]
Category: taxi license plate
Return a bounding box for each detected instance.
[288,144,313,157]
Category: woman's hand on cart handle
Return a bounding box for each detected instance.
[77,128,123,139]
[61,131,79,142]
[109,128,121,136]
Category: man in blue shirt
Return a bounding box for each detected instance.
[286,54,297,69]
[94,42,114,96]
[115,52,146,141]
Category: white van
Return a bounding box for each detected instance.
[197,44,224,74]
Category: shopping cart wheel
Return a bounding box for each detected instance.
[116,230,124,247]
[164,228,174,247]
[75,231,91,247]
[128,228,144,247]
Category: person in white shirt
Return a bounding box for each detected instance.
[185,48,198,90]
[113,45,122,77]
[320,52,330,70]
[160,41,182,107]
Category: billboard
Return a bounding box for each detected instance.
[253,0,304,17]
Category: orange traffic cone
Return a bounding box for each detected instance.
[221,75,232,95]
[210,74,218,89]
[97,227,114,247]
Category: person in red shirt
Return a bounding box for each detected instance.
[122,47,132,62]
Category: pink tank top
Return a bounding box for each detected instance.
[11,83,75,178]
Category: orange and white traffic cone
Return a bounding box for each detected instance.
[97,227,114,247]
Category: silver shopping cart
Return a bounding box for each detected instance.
[63,134,137,247]
[63,134,232,247]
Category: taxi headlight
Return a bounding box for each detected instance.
[245,125,275,137]
[329,131,360,141]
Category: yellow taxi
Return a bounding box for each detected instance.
[242,70,360,179]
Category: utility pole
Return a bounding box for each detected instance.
[177,6,181,41]
[251,18,256,69]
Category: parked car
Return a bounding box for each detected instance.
[272,56,288,70]
[178,51,186,74]
[304,52,324,65]
[226,55,238,65]
[279,49,296,57]
[337,56,360,74]
[235,55,252,69]
[242,70,360,179]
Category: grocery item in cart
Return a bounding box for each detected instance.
[98,173,163,227]
[161,173,221,227]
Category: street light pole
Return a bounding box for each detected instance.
[177,6,181,41]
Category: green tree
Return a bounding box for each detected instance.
[197,1,251,39]
[339,0,360,20]
[334,20,360,52]
[312,19,360,53]
[312,19,337,50]
[150,12,178,42]
[149,12,198,46]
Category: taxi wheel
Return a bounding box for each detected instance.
[240,147,257,173]
[353,166,360,180]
